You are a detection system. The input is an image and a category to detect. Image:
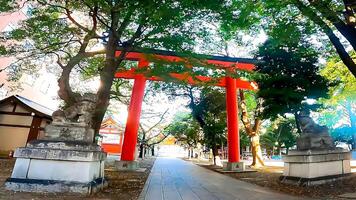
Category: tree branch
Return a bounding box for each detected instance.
[293,0,356,77]
[65,0,91,33]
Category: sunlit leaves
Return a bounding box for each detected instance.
[320,52,356,103]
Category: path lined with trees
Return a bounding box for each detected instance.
[139,157,304,200]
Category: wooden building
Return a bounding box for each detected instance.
[0,95,53,155]
[99,116,124,155]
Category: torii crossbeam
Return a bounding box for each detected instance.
[114,48,257,169]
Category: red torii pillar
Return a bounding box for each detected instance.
[120,60,148,166]
[225,76,240,163]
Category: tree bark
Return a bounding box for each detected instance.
[57,51,94,107]
[139,143,144,159]
[91,9,145,135]
[250,135,264,167]
[57,66,77,106]
[238,90,264,167]
[294,112,302,133]
[91,8,124,134]
[92,40,119,133]
[212,143,218,165]
[307,0,356,51]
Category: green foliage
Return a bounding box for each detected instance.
[219,0,262,40]
[261,117,298,153]
[219,0,356,77]
[0,0,17,12]
[165,112,201,147]
[255,32,330,119]
[240,90,258,114]
[3,0,228,86]
[318,53,356,146]
[320,52,356,104]
[196,88,227,150]
[239,128,250,148]
[0,45,7,55]
[163,86,228,152]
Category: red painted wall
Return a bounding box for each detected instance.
[99,117,124,155]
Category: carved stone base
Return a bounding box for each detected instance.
[5,140,107,194]
[6,177,107,194]
[223,162,246,172]
[296,133,334,150]
[43,122,94,143]
[115,160,139,171]
[281,149,351,186]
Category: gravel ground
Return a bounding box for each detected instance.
[0,157,155,200]
[191,160,356,200]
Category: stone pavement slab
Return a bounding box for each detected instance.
[339,192,356,199]
[139,157,309,200]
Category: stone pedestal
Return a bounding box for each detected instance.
[5,121,107,194]
[223,162,246,172]
[5,140,107,194]
[281,149,351,186]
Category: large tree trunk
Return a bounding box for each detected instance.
[307,0,356,51]
[139,130,146,159]
[239,90,265,167]
[212,144,218,165]
[92,37,118,133]
[91,8,127,134]
[57,67,76,106]
[151,145,155,156]
[250,135,264,167]
[139,143,144,159]
[294,112,302,133]
[57,53,93,107]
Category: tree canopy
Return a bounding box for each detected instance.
[217,0,356,76]
[319,52,356,147]
[1,0,228,134]
[255,32,330,126]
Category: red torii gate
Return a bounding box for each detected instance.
[114,48,256,168]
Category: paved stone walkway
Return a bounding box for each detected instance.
[139,157,306,200]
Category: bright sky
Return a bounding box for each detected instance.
[106,81,191,128]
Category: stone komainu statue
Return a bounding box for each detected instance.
[52,93,97,127]
[44,93,97,142]
[296,110,335,150]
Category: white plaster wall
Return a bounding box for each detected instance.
[0,114,32,126]
[0,126,29,151]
